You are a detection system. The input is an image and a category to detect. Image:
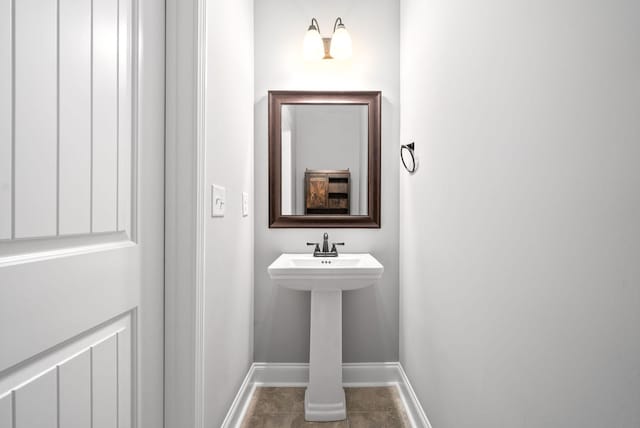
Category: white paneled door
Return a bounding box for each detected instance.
[0,0,164,426]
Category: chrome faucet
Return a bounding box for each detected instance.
[307,233,344,257]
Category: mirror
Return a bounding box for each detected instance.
[269,91,381,228]
[281,104,368,216]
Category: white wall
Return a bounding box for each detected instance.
[254,0,400,363]
[400,0,640,427]
[204,0,254,425]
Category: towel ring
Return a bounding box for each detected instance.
[400,142,417,173]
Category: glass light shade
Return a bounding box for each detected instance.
[330,25,352,60]
[303,27,324,61]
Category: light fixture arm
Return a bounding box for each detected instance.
[333,17,345,33]
[309,17,321,34]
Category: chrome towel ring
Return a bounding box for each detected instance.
[400,142,417,173]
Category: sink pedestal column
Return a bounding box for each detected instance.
[305,289,346,422]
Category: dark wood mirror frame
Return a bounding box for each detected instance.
[269,90,381,228]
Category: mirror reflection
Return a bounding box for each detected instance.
[280,104,369,216]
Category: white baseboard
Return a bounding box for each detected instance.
[221,362,432,428]
[396,364,432,428]
[220,364,258,428]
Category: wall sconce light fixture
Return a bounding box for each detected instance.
[303,17,352,61]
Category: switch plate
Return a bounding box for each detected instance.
[211,185,226,217]
[242,192,249,217]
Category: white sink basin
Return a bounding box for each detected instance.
[268,252,384,422]
[268,253,384,291]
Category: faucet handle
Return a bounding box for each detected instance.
[330,242,345,253]
[307,242,321,253]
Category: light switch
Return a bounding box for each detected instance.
[242,192,249,217]
[212,185,226,217]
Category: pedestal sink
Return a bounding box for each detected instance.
[268,253,384,421]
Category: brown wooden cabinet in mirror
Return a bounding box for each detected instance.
[305,169,350,215]
[269,91,381,228]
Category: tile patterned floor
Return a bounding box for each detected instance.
[240,386,411,428]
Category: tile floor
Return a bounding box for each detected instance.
[240,386,411,427]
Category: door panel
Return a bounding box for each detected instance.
[0,0,10,239]
[3,0,135,242]
[58,349,92,428]
[13,0,58,238]
[307,175,329,209]
[0,315,133,428]
[59,0,92,235]
[92,335,119,428]
[92,0,119,233]
[0,0,164,426]
[14,369,57,428]
[117,0,133,235]
[0,247,137,370]
[0,394,10,427]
